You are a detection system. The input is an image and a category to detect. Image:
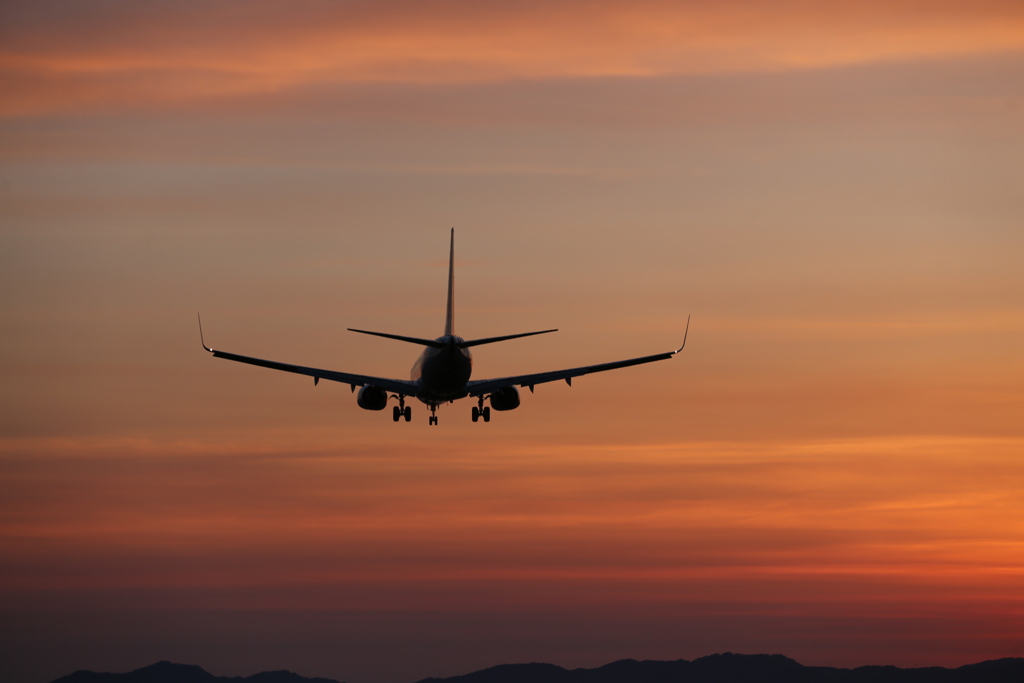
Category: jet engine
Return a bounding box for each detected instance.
[489,386,521,411]
[356,385,389,411]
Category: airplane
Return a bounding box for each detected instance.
[199,229,688,425]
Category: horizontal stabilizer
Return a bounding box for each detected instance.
[347,328,445,348]
[458,329,557,348]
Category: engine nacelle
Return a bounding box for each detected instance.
[356,385,389,411]
[489,386,521,411]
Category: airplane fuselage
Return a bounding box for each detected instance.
[411,336,473,402]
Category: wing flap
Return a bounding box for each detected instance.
[466,349,678,396]
[209,349,419,396]
[467,316,689,396]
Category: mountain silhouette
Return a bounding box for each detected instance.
[414,653,1024,683]
[51,660,343,683]
[51,654,1024,683]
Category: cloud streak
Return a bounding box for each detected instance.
[3,0,1024,113]
[3,435,1023,679]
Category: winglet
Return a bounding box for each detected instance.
[673,314,691,354]
[198,313,213,352]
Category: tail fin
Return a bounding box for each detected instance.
[444,227,455,336]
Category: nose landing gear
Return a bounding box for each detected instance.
[429,403,438,426]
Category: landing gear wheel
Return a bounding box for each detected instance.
[474,396,489,424]
[392,396,410,423]
[429,415,438,426]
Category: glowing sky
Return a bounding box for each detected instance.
[1,2,1023,682]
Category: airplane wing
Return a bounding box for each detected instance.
[199,318,419,395]
[467,318,689,396]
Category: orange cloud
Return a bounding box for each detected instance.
[2,0,1024,114]
[4,435,1022,587]
[3,434,1023,669]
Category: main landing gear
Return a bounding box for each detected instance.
[429,404,438,426]
[471,396,490,423]
[392,396,411,422]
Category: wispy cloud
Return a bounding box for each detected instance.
[3,0,1024,113]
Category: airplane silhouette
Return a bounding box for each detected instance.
[199,230,688,425]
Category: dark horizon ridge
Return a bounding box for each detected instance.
[51,653,1024,683]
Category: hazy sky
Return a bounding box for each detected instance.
[1,2,1023,682]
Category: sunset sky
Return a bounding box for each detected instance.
[1,1,1023,682]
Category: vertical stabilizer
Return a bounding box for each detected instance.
[444,228,455,336]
